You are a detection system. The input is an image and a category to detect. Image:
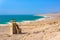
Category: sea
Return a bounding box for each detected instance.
[0,15,44,24]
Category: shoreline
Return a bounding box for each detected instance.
[0,16,49,25]
[15,15,49,23]
[0,13,60,40]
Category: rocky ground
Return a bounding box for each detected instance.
[0,13,60,40]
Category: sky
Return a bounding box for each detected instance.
[0,0,60,15]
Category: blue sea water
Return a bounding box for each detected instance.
[0,15,44,24]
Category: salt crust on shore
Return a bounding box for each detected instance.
[0,14,60,40]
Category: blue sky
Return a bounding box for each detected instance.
[0,0,60,15]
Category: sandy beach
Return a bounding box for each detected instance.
[0,13,60,40]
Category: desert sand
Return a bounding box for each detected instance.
[0,13,60,40]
